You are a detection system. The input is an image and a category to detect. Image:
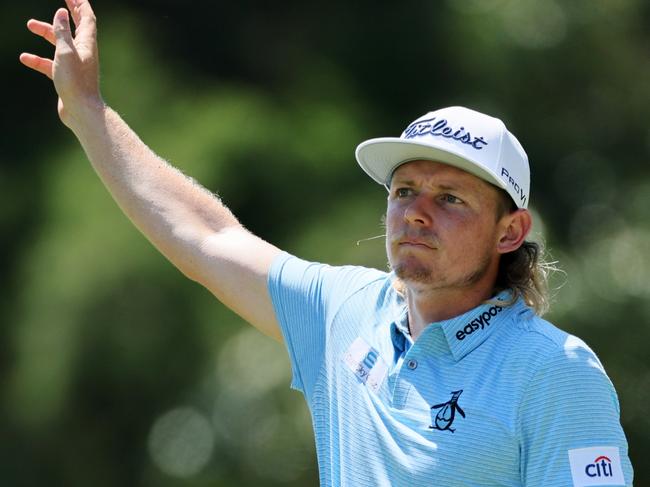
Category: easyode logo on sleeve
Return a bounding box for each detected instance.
[568,446,626,486]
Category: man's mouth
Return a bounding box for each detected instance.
[398,238,436,250]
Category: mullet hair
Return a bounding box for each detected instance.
[492,190,557,316]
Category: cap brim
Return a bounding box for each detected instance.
[355,137,507,191]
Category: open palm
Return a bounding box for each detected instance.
[20,0,101,126]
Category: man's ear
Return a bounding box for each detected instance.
[497,209,532,254]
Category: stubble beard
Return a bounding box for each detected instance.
[392,250,493,291]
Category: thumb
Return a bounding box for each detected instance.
[52,8,74,51]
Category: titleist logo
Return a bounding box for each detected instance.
[402,117,488,150]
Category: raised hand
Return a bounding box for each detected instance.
[20,0,102,128]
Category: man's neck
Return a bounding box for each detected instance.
[405,285,495,340]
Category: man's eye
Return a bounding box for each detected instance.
[395,188,412,198]
[441,194,462,204]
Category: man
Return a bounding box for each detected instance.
[21,1,633,485]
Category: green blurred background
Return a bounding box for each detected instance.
[4,0,649,485]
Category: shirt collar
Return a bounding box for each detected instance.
[440,292,529,361]
[390,290,531,361]
[390,307,412,355]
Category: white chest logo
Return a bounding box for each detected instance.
[342,337,388,393]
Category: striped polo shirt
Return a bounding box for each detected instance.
[268,253,633,486]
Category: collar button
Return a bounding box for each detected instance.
[407,359,418,370]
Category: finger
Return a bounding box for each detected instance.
[26,19,56,46]
[64,0,81,31]
[52,8,75,53]
[64,0,97,46]
[19,53,53,79]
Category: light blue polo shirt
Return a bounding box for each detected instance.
[268,253,633,486]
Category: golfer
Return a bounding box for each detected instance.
[21,1,633,485]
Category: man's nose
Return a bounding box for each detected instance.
[403,196,432,226]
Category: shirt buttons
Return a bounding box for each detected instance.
[407,359,418,370]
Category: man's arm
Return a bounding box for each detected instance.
[20,0,283,340]
[519,340,633,486]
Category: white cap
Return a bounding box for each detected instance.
[355,106,530,208]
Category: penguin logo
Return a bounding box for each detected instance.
[429,390,465,433]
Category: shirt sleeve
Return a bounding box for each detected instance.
[519,335,633,486]
[267,252,386,401]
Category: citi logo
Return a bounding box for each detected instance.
[455,305,502,341]
[568,446,624,485]
[585,456,614,478]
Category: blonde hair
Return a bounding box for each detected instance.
[492,190,557,316]
[492,240,556,316]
